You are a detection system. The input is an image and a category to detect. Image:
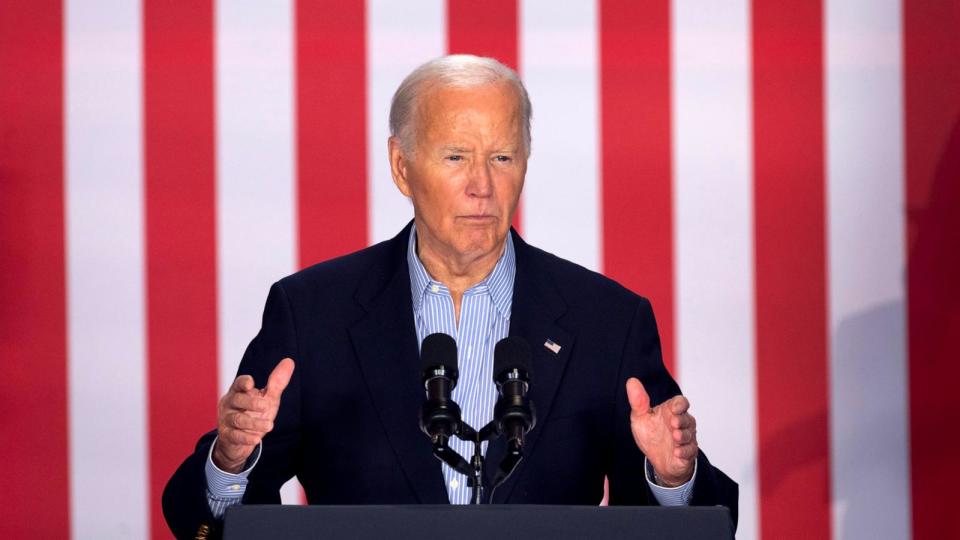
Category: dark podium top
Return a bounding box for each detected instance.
[223,505,734,540]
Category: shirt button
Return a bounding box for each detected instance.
[450,478,460,489]
[230,484,240,491]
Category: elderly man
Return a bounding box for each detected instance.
[163,55,737,538]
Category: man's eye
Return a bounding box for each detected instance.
[494,155,511,162]
[446,155,463,161]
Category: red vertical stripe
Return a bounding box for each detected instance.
[144,2,219,538]
[446,0,523,232]
[296,0,368,266]
[0,1,69,537]
[903,1,960,538]
[447,0,518,68]
[599,1,675,374]
[752,0,831,537]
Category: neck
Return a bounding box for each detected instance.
[415,225,505,324]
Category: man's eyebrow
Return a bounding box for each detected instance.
[439,146,520,154]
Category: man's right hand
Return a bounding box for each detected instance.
[213,358,295,473]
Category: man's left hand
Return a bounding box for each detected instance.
[626,377,697,487]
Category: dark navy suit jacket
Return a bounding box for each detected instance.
[163,223,738,539]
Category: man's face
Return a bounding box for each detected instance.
[389,81,527,264]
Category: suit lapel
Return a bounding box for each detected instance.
[486,232,575,502]
[348,226,448,504]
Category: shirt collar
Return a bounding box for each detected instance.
[407,223,516,320]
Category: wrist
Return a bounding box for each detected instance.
[211,441,247,474]
[646,457,694,488]
[652,469,692,488]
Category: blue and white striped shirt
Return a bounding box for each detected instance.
[204,225,692,515]
[406,224,515,504]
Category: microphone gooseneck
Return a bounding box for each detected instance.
[418,333,461,441]
[493,336,536,451]
[487,336,536,503]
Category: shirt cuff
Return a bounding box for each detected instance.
[644,457,696,506]
[204,437,261,499]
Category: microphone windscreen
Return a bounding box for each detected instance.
[493,337,532,381]
[420,332,458,373]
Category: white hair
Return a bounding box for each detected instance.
[389,54,532,157]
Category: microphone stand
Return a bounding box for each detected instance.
[429,433,474,480]
[427,426,489,504]
[453,422,497,505]
[432,422,523,504]
[430,420,525,505]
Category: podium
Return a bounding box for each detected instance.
[223,504,734,539]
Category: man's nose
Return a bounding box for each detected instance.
[466,160,494,197]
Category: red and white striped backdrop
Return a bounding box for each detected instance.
[1,1,957,538]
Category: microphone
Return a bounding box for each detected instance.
[493,337,536,451]
[418,333,462,442]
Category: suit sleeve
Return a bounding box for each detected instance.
[162,281,303,539]
[606,297,739,529]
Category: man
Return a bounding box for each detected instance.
[163,55,737,538]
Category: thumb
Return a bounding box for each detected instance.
[626,377,651,414]
[264,357,295,399]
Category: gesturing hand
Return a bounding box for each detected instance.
[213,358,295,473]
[626,377,697,487]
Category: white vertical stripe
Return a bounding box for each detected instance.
[367,0,446,244]
[825,2,910,538]
[215,0,300,503]
[65,1,148,537]
[671,2,757,539]
[519,0,600,271]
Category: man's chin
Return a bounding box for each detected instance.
[454,229,506,257]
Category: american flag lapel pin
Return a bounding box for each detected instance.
[543,339,561,354]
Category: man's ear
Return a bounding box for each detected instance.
[388,137,413,197]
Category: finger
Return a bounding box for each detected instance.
[228,392,270,413]
[264,358,295,399]
[671,412,696,430]
[220,427,262,448]
[626,377,651,415]
[673,427,694,445]
[230,374,255,393]
[225,411,274,433]
[670,395,690,416]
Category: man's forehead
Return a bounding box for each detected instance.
[423,88,520,122]
[420,81,520,113]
